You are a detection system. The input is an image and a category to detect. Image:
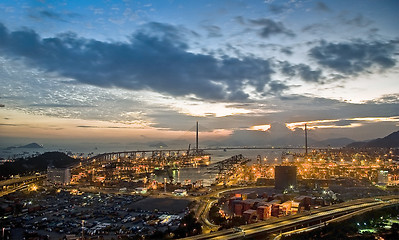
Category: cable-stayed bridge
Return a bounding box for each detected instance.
[87,121,317,162]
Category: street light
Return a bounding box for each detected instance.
[82,220,85,239]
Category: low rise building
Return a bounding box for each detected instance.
[256,205,271,220]
[243,209,257,223]
[173,189,187,196]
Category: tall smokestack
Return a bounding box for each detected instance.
[196,121,199,154]
[305,123,308,156]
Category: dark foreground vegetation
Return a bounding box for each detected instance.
[0,152,78,179]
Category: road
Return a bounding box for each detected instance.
[0,174,46,197]
[182,195,399,240]
[194,186,272,232]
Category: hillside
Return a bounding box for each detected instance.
[0,152,79,178]
[311,138,355,147]
[346,130,399,148]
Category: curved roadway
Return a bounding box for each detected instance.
[183,195,399,240]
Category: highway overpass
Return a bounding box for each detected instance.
[0,174,46,197]
[182,195,399,240]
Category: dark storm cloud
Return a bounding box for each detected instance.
[0,22,275,101]
[280,61,296,77]
[249,18,295,38]
[268,81,289,94]
[280,61,323,83]
[309,40,397,75]
[296,64,323,83]
[228,90,250,101]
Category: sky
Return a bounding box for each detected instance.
[0,0,398,149]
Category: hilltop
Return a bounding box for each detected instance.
[346,130,399,148]
[0,152,79,178]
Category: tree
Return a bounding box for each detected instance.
[209,205,226,225]
[173,212,202,238]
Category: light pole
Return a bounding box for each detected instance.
[305,123,308,156]
[81,220,84,239]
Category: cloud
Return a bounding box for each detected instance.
[202,25,223,38]
[334,119,356,126]
[309,40,397,75]
[367,94,399,104]
[301,23,330,34]
[0,22,276,101]
[268,81,290,94]
[29,103,94,108]
[280,47,293,55]
[29,9,79,23]
[286,116,399,131]
[234,16,246,25]
[339,14,373,28]
[280,61,296,77]
[315,2,331,12]
[249,18,295,38]
[0,123,18,126]
[268,4,288,14]
[77,125,127,129]
[249,124,271,131]
[39,10,63,20]
[296,64,323,83]
[280,61,323,83]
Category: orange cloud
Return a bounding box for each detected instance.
[249,124,271,131]
[285,116,399,131]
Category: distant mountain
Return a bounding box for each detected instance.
[345,141,368,148]
[310,138,355,147]
[0,151,79,178]
[19,143,43,148]
[346,130,399,148]
[5,142,43,150]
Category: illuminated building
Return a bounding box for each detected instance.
[47,166,71,185]
[257,205,271,220]
[377,170,389,185]
[388,173,399,186]
[173,189,187,196]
